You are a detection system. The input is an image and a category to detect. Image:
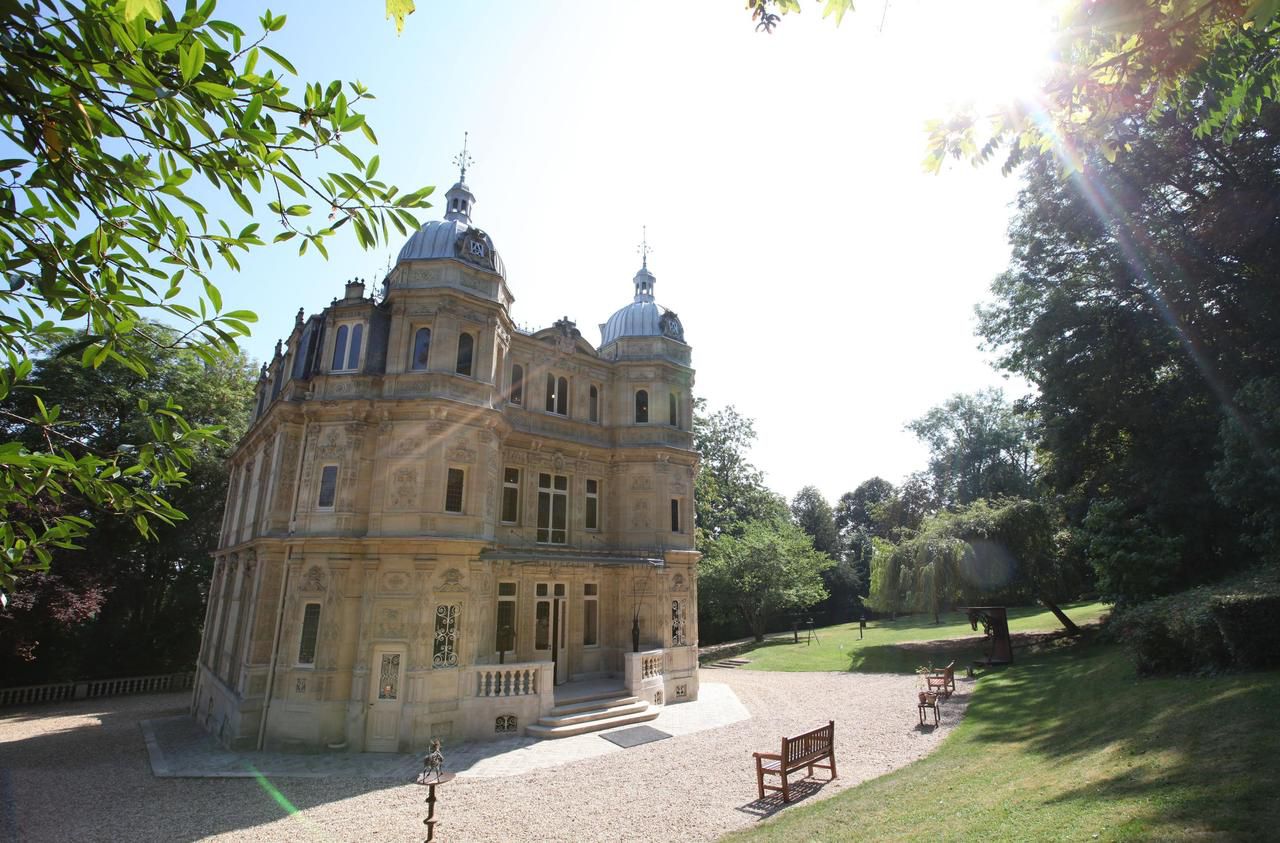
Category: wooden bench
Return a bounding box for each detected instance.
[927,661,956,698]
[753,720,837,803]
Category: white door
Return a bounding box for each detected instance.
[365,647,405,752]
[553,591,568,684]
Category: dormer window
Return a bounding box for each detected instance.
[331,323,364,373]
[635,389,649,424]
[456,333,474,376]
[669,393,678,427]
[510,364,524,405]
[589,385,599,423]
[411,327,431,371]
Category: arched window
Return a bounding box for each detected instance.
[455,333,473,376]
[331,324,348,371]
[411,327,431,370]
[589,385,599,423]
[510,364,524,405]
[635,390,649,424]
[347,323,363,370]
[669,393,678,427]
[545,373,557,412]
[556,377,569,416]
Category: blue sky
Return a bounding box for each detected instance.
[202,0,1053,504]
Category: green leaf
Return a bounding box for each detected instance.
[259,46,296,75]
[194,81,236,100]
[124,0,163,22]
[386,0,416,33]
[203,278,222,313]
[180,40,206,84]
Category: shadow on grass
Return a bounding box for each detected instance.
[958,637,1280,837]
[845,643,987,674]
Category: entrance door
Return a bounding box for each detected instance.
[365,646,405,752]
[535,582,569,685]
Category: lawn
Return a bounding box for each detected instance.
[724,639,1280,841]
[732,601,1110,673]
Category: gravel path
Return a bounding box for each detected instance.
[1,669,969,842]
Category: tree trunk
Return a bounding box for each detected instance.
[1041,596,1081,635]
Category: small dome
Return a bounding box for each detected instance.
[599,263,685,347]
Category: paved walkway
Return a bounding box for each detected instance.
[141,682,749,779]
[1,668,969,842]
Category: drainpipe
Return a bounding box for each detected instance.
[257,563,291,751]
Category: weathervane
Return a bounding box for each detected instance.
[637,226,653,269]
[453,131,474,184]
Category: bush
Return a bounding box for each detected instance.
[1211,595,1280,669]
[1110,563,1280,675]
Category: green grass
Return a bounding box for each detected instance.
[734,602,1110,673]
[725,639,1280,841]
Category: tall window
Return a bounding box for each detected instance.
[669,393,678,426]
[589,385,599,422]
[537,473,568,544]
[585,479,599,530]
[411,327,431,370]
[544,374,569,415]
[635,389,649,423]
[671,498,681,533]
[535,584,551,650]
[298,603,321,665]
[510,364,524,405]
[501,467,520,523]
[455,332,474,376]
[583,583,598,646]
[433,604,460,668]
[330,323,366,373]
[445,468,465,513]
[331,323,363,372]
[317,465,338,509]
[496,582,517,653]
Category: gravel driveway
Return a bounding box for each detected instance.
[0,669,968,842]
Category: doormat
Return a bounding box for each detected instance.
[600,725,671,748]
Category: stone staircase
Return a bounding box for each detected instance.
[703,658,751,670]
[525,687,658,739]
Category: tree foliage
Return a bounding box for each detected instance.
[0,325,254,678]
[0,0,431,597]
[924,1,1280,173]
[698,519,832,642]
[906,388,1038,508]
[692,400,787,541]
[978,93,1280,601]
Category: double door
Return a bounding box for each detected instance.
[535,582,569,685]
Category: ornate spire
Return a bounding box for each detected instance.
[444,132,477,224]
[453,131,473,185]
[633,226,655,302]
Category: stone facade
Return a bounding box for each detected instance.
[193,176,699,752]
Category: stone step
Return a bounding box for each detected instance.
[550,695,641,717]
[552,687,630,708]
[525,704,659,739]
[540,700,650,727]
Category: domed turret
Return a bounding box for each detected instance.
[599,246,685,348]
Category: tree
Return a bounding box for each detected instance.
[835,477,894,540]
[978,96,1280,601]
[0,325,254,679]
[692,399,787,541]
[698,519,832,642]
[791,484,860,623]
[906,388,1038,508]
[0,0,432,598]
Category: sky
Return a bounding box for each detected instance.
[205,0,1056,505]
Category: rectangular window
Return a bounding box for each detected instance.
[501,468,520,524]
[298,603,321,665]
[671,498,681,533]
[585,479,599,530]
[317,464,338,509]
[496,582,517,653]
[583,583,598,647]
[537,473,568,544]
[445,468,465,513]
[432,604,460,668]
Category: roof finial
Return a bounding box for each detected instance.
[453,131,473,185]
[637,225,653,270]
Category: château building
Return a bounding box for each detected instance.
[193,161,700,752]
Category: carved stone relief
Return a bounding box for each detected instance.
[388,466,420,510]
[301,565,327,593]
[382,571,411,593]
[631,500,651,529]
[630,475,653,491]
[438,568,467,592]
